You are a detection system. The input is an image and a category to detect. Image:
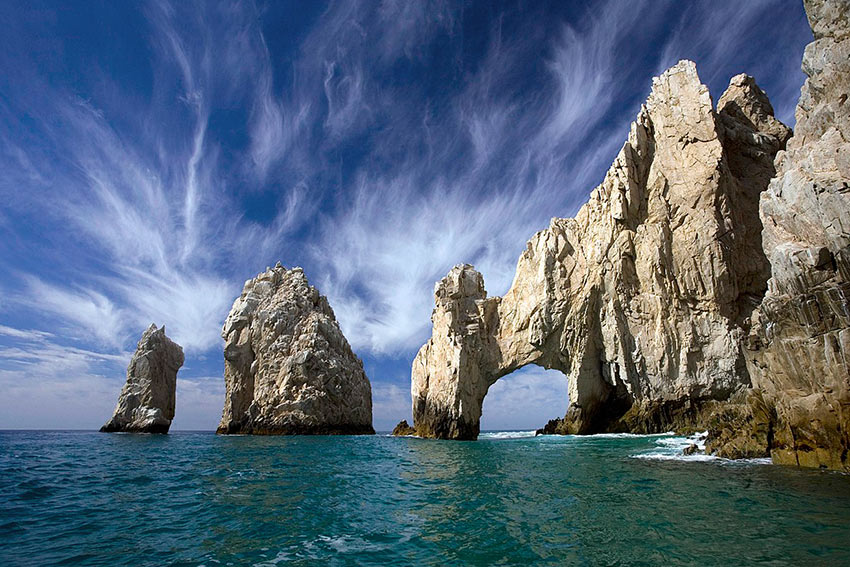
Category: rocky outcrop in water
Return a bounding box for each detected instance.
[411,60,791,440]
[101,324,184,433]
[737,0,850,470]
[391,420,416,436]
[217,263,374,435]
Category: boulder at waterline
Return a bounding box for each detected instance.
[391,420,416,436]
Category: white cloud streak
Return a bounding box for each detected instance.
[0,325,54,341]
[310,1,650,353]
[22,277,127,348]
[0,0,810,429]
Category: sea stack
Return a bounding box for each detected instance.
[101,324,184,433]
[217,263,374,435]
[411,60,791,440]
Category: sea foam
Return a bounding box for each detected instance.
[479,430,538,439]
[630,431,772,465]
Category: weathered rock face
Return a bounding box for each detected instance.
[391,420,416,436]
[743,0,850,470]
[101,324,184,433]
[217,263,374,435]
[412,60,791,440]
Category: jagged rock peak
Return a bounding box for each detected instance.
[411,60,791,440]
[391,420,416,436]
[101,324,184,434]
[217,263,374,435]
[436,264,486,302]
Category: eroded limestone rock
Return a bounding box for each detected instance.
[101,324,184,433]
[742,0,850,470]
[217,263,374,435]
[411,61,791,440]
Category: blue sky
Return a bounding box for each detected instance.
[0,0,811,431]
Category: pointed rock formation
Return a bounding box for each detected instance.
[740,0,850,470]
[101,324,184,433]
[412,60,791,440]
[391,420,416,436]
[217,264,374,435]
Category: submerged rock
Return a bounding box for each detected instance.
[391,420,416,436]
[737,0,850,470]
[217,264,374,435]
[682,444,700,456]
[535,418,565,436]
[411,60,790,440]
[101,324,184,433]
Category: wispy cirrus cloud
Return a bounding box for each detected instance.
[0,0,307,355]
[21,277,127,348]
[0,325,54,341]
[304,0,809,358]
[0,0,811,429]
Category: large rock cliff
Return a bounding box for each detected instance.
[217,263,374,435]
[411,0,850,471]
[741,0,850,470]
[101,324,184,433]
[412,61,791,440]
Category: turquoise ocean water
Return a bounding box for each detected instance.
[2,430,850,566]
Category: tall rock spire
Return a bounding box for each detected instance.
[101,324,184,433]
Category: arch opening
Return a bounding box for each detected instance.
[480,366,569,433]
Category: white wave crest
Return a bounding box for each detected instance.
[577,431,674,439]
[630,431,771,465]
[632,452,719,462]
[479,430,537,439]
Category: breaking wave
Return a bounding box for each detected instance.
[479,430,538,439]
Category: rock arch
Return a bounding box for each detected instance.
[411,61,792,440]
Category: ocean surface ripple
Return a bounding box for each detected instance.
[2,431,849,566]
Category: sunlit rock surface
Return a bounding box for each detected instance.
[742,0,850,470]
[217,263,374,435]
[411,60,791,441]
[101,324,184,433]
[391,420,416,436]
